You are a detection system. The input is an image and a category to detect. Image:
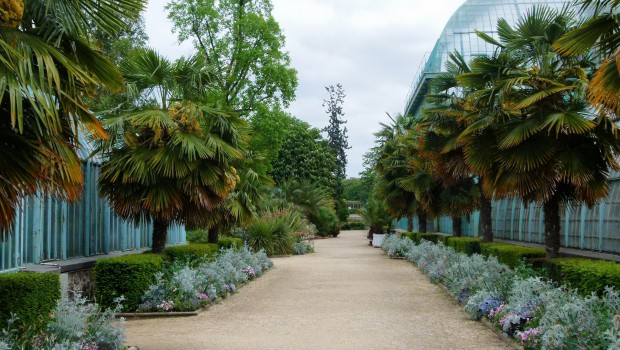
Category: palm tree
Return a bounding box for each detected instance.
[97,48,245,253]
[473,6,620,257]
[418,52,481,237]
[553,0,620,117]
[0,0,145,235]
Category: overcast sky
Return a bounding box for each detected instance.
[144,0,467,178]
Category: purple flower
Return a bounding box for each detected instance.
[199,293,208,300]
[516,327,542,345]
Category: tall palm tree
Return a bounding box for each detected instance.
[97,48,245,253]
[0,0,145,235]
[553,0,620,116]
[419,52,481,237]
[473,5,620,257]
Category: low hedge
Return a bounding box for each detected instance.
[165,243,219,262]
[418,233,442,244]
[0,272,60,328]
[186,229,208,243]
[219,237,243,250]
[546,258,620,296]
[400,232,417,242]
[94,253,165,311]
[480,242,546,268]
[446,237,482,255]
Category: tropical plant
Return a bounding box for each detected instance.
[0,0,145,235]
[358,197,391,239]
[97,48,245,253]
[470,5,620,257]
[553,0,620,117]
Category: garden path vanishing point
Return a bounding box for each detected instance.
[125,230,512,350]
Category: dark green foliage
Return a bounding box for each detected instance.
[341,221,366,230]
[446,237,482,255]
[343,177,372,204]
[219,237,244,250]
[311,206,340,237]
[0,273,60,328]
[186,229,209,243]
[438,235,452,245]
[401,232,418,242]
[165,244,219,262]
[480,243,546,268]
[419,233,442,243]
[546,258,620,296]
[94,254,165,311]
[271,119,337,191]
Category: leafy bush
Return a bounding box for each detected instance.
[446,237,482,255]
[219,237,243,250]
[0,293,125,350]
[0,273,60,329]
[311,206,340,237]
[480,242,546,268]
[246,209,308,256]
[94,253,165,311]
[165,243,219,262]
[383,234,415,258]
[400,232,417,242]
[418,233,441,243]
[139,247,273,312]
[546,258,620,295]
[341,220,366,230]
[186,229,208,243]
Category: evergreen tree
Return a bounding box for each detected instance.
[323,84,350,221]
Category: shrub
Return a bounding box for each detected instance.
[546,258,620,296]
[219,237,244,250]
[400,232,418,243]
[94,253,165,311]
[165,243,219,262]
[311,206,340,237]
[341,220,366,230]
[0,272,60,329]
[139,247,273,312]
[480,242,546,268]
[246,209,300,256]
[293,240,314,255]
[447,237,482,255]
[186,229,208,243]
[418,233,441,243]
[0,293,125,350]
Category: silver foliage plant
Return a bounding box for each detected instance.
[0,293,125,350]
[139,246,273,312]
[383,235,620,349]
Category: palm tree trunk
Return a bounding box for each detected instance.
[452,215,462,237]
[152,217,170,254]
[208,226,220,244]
[543,195,561,258]
[480,195,494,242]
[407,214,413,232]
[418,211,427,233]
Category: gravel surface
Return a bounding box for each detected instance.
[125,230,512,349]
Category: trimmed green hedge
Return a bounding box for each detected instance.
[480,242,546,268]
[419,233,442,243]
[165,243,219,262]
[94,253,165,311]
[186,229,208,243]
[0,272,60,328]
[218,237,243,250]
[546,258,620,296]
[446,237,482,255]
[400,232,417,242]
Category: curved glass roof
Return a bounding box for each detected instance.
[404,0,587,115]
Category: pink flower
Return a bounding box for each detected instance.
[199,293,208,300]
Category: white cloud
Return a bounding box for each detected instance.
[145,0,467,177]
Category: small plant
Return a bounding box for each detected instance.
[0,294,125,350]
[293,240,314,255]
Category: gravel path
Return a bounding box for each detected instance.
[125,230,511,349]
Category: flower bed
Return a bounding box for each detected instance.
[382,235,620,349]
[137,247,272,313]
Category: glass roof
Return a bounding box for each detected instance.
[404,0,588,115]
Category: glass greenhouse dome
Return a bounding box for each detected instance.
[405,0,587,116]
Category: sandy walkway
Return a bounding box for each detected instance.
[125,230,511,349]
